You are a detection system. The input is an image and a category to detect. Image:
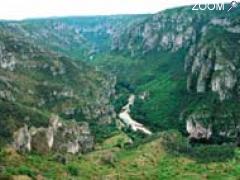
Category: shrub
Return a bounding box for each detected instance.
[67,164,79,176]
[191,144,235,162]
[5,165,36,177]
[18,166,36,177]
[162,131,235,163]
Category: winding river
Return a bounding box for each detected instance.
[118,94,152,135]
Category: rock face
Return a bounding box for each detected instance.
[185,42,238,101]
[185,109,212,141]
[13,125,31,152]
[107,9,240,141]
[0,43,16,71]
[31,127,54,154]
[186,120,212,141]
[184,42,239,139]
[13,115,94,154]
[112,9,199,55]
[53,121,94,154]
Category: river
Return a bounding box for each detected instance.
[118,94,152,135]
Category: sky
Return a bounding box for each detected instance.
[0,0,230,20]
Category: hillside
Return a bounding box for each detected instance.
[1,15,147,60]
[92,6,240,142]
[1,3,240,179]
[0,23,117,147]
[1,132,240,179]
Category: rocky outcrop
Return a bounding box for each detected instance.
[12,115,94,154]
[185,46,215,93]
[53,121,94,154]
[211,68,237,101]
[13,125,31,152]
[30,127,54,154]
[187,120,212,140]
[112,9,200,55]
[0,42,17,71]
[81,75,117,124]
[186,113,212,140]
[0,90,15,101]
[182,15,240,141]
[185,40,238,101]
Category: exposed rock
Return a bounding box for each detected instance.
[80,75,117,124]
[0,55,17,71]
[114,10,199,54]
[13,125,31,152]
[49,114,62,131]
[142,23,159,52]
[53,121,94,154]
[49,61,66,76]
[64,108,75,116]
[31,127,54,154]
[185,41,238,101]
[186,119,212,140]
[196,55,214,93]
[0,44,17,71]
[211,69,237,101]
[185,108,213,141]
[0,90,15,102]
[138,91,149,100]
[227,26,240,33]
[210,18,230,26]
[12,115,94,154]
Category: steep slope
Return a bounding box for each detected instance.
[92,6,240,141]
[1,4,240,180]
[0,4,240,143]
[0,23,116,145]
[183,16,240,141]
[1,15,148,60]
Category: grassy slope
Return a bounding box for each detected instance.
[1,132,240,179]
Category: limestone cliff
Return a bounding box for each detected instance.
[111,8,240,141]
[13,115,94,154]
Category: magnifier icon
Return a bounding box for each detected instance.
[228,1,238,11]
